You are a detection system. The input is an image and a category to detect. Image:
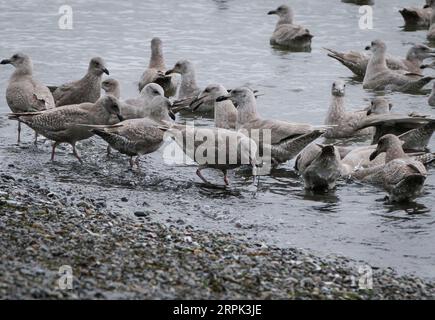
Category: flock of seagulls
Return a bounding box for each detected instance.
[1,2,435,203]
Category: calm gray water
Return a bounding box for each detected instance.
[1,0,435,279]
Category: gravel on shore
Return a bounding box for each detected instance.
[1,172,434,300]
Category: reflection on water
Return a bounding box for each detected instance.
[0,0,434,278]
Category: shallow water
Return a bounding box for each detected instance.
[1,0,435,278]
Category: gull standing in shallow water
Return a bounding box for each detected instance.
[8,96,123,164]
[87,95,174,168]
[1,52,55,144]
[267,5,313,51]
[363,40,434,92]
[162,123,258,186]
[49,57,109,107]
[138,37,177,97]
[216,87,327,165]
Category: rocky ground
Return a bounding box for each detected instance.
[1,171,434,299]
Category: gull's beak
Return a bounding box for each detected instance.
[267,10,277,15]
[0,59,11,65]
[369,148,380,161]
[389,103,393,111]
[216,94,230,102]
[366,109,372,116]
[424,4,430,8]
[365,45,371,51]
[168,110,176,120]
[103,68,110,75]
[165,68,174,75]
[420,64,428,69]
[117,114,124,122]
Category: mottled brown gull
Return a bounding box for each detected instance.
[165,60,200,101]
[325,44,435,78]
[88,96,174,168]
[324,80,373,139]
[1,52,55,144]
[138,37,177,97]
[399,0,433,28]
[217,87,327,165]
[363,40,434,92]
[267,5,313,51]
[353,134,428,202]
[8,96,123,163]
[50,57,109,107]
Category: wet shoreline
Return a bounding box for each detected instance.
[1,170,434,299]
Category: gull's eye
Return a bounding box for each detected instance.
[153,90,159,94]
[12,54,18,59]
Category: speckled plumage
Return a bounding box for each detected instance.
[1,53,55,143]
[352,134,428,202]
[324,80,373,138]
[52,57,109,107]
[326,44,435,78]
[268,5,312,50]
[9,95,122,163]
[363,40,434,92]
[218,87,326,165]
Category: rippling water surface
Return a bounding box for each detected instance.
[1,0,435,278]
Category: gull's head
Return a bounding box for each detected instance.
[165,60,193,75]
[268,5,291,17]
[99,95,123,121]
[367,97,392,115]
[369,134,400,161]
[216,87,254,108]
[149,95,175,121]
[89,57,109,76]
[424,0,435,8]
[150,37,163,54]
[140,83,164,99]
[0,52,31,69]
[331,80,345,97]
[101,78,119,94]
[365,39,387,54]
[408,44,435,60]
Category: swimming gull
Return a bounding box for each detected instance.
[363,40,434,92]
[353,134,428,202]
[325,44,435,78]
[399,0,433,28]
[323,80,373,139]
[50,57,109,107]
[1,52,55,144]
[8,96,123,163]
[300,145,345,191]
[267,5,313,51]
